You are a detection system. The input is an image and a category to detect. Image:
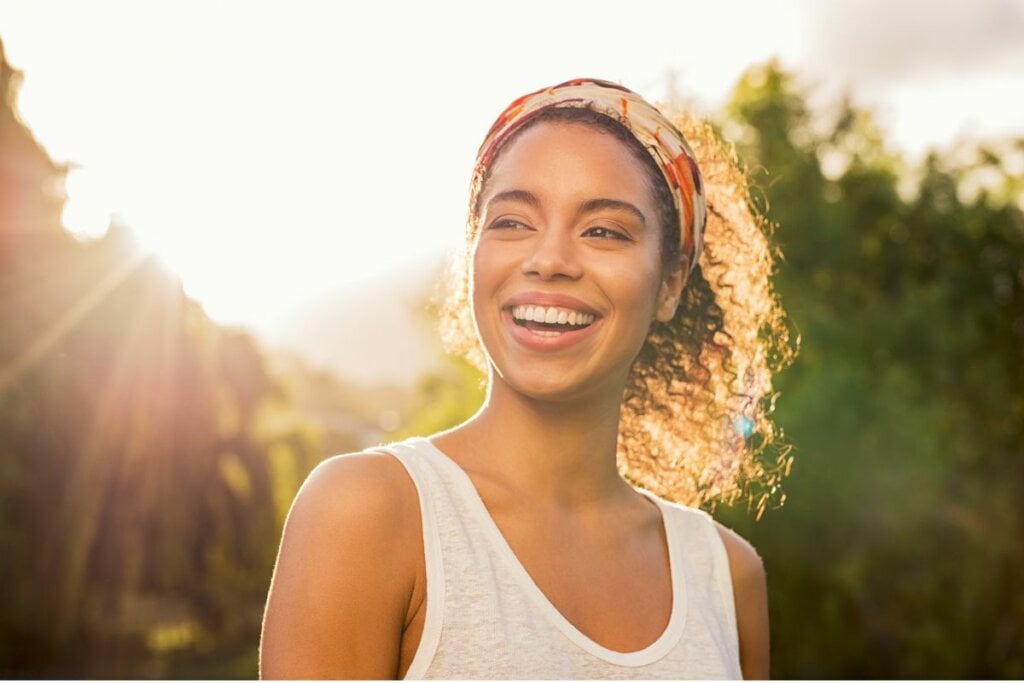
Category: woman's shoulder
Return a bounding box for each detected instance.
[643,495,766,601]
[291,449,421,536]
[709,518,769,679]
[275,449,425,596]
[709,519,765,586]
[260,449,424,678]
[661,500,769,678]
[644,494,764,574]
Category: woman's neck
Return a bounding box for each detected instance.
[434,371,635,508]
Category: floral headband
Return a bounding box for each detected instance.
[475,77,706,274]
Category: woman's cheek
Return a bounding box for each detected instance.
[470,247,502,337]
[599,262,660,316]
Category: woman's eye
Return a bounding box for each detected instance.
[489,219,531,231]
[584,226,629,240]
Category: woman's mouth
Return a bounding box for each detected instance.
[511,304,596,335]
[502,304,601,348]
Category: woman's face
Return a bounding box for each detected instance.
[471,121,684,402]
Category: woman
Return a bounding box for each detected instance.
[260,78,793,679]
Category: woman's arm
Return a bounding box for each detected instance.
[715,522,770,679]
[260,453,422,679]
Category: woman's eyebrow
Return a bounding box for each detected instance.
[577,198,647,228]
[485,189,541,211]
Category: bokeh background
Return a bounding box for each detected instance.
[1,0,1022,678]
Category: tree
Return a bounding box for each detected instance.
[0,38,322,678]
[717,60,1024,678]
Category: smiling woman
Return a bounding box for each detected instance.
[259,78,795,680]
[472,120,674,401]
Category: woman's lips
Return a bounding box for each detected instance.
[501,308,602,351]
[502,292,600,317]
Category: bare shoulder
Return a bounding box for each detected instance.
[293,450,421,530]
[279,450,422,561]
[259,450,422,679]
[713,520,766,585]
[713,520,771,679]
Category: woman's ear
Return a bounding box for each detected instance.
[655,256,689,323]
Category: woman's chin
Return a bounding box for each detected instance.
[490,365,609,405]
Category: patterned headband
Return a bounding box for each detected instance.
[475,77,706,274]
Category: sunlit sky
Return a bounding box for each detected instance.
[2,0,1023,337]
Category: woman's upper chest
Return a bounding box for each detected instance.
[480,488,675,653]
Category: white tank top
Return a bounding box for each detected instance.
[375,436,743,680]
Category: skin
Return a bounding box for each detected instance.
[259,121,770,679]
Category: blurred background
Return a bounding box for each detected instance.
[1,0,1022,677]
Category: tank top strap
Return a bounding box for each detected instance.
[370,439,448,679]
[653,500,741,667]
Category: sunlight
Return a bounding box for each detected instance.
[0,249,151,395]
[0,1,812,331]
[62,167,115,240]
[2,0,1020,342]
[55,110,462,327]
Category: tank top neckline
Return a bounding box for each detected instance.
[412,436,689,667]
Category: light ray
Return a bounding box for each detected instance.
[0,249,151,394]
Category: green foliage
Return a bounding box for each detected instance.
[392,353,486,441]
[716,60,1024,678]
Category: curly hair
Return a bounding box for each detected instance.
[439,106,796,516]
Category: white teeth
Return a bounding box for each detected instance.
[510,305,596,326]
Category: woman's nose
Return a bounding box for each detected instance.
[521,227,583,280]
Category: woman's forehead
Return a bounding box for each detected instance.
[480,121,654,203]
